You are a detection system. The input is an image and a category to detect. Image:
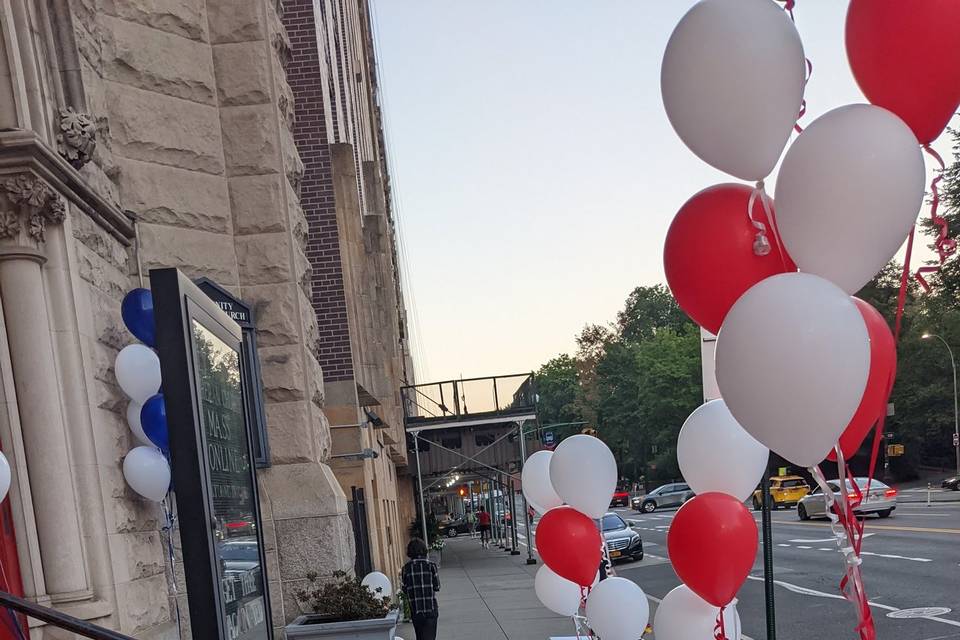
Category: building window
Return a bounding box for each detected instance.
[475,433,495,447]
[441,433,462,449]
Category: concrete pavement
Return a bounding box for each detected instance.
[396,538,577,640]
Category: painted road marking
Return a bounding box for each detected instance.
[768,542,930,562]
[746,576,960,628]
[860,551,932,562]
[788,533,875,543]
[888,608,952,619]
[761,520,960,535]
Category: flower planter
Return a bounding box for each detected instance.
[286,610,399,640]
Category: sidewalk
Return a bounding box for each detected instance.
[396,537,577,640]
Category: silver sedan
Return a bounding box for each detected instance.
[797,477,897,521]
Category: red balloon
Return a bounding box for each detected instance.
[828,298,897,462]
[667,493,757,607]
[846,0,960,145]
[664,184,796,335]
[535,506,602,587]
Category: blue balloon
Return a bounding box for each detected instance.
[121,288,156,346]
[141,393,169,454]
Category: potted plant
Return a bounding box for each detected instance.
[286,571,399,639]
[428,538,444,567]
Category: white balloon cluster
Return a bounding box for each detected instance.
[523,436,651,639]
[116,335,170,502]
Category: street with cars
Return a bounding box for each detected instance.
[511,482,960,639]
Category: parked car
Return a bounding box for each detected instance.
[610,489,631,508]
[438,518,472,538]
[601,513,643,562]
[797,477,897,521]
[752,476,810,511]
[942,477,959,491]
[633,483,694,513]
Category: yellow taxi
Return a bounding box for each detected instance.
[752,476,810,511]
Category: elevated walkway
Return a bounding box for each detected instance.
[402,374,537,433]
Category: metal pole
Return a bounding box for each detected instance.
[509,481,520,555]
[518,420,537,564]
[761,463,776,640]
[496,477,506,549]
[467,481,475,537]
[414,434,429,545]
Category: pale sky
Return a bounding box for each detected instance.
[371,1,958,384]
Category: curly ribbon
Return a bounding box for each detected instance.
[713,606,728,640]
[161,496,183,634]
[915,145,956,291]
[747,181,793,273]
[810,447,877,640]
[783,1,813,134]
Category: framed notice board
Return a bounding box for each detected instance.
[150,269,273,640]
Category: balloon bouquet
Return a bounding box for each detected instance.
[660,1,960,638]
[117,288,171,502]
[523,435,652,640]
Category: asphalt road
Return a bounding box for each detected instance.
[607,503,960,640]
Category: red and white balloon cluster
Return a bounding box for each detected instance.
[523,435,650,640]
[661,0,960,637]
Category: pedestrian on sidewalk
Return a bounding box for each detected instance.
[466,508,476,537]
[401,538,440,640]
[477,506,492,548]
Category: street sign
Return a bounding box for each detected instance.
[885,432,895,440]
[543,431,555,446]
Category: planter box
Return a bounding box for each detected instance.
[286,610,399,640]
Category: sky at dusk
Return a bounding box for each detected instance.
[371,1,959,384]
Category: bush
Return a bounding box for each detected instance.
[294,571,392,622]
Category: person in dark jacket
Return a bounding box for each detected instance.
[401,538,440,640]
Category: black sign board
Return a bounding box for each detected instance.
[151,269,272,640]
[196,278,270,467]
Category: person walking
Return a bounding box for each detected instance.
[477,506,492,548]
[402,538,440,640]
[465,508,476,537]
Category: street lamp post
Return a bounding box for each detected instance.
[922,333,960,478]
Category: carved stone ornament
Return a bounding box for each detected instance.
[0,174,67,243]
[56,107,97,169]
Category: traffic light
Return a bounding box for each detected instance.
[581,427,597,437]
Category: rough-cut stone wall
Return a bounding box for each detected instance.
[66,0,353,636]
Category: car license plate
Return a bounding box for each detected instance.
[609,550,621,558]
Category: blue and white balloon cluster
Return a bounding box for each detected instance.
[117,289,170,502]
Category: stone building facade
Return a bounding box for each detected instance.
[0,0,412,638]
[283,0,416,583]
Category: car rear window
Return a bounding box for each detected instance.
[779,479,807,488]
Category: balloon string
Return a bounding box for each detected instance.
[713,606,728,640]
[915,145,955,291]
[794,58,813,134]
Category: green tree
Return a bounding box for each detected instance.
[534,355,583,428]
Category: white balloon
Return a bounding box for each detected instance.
[126,401,153,447]
[115,344,162,404]
[534,565,583,617]
[122,446,170,502]
[678,400,768,502]
[775,104,925,293]
[549,435,617,519]
[654,585,741,640]
[716,273,870,468]
[522,451,563,515]
[0,452,10,503]
[361,571,392,600]
[661,0,806,180]
[585,577,649,640]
